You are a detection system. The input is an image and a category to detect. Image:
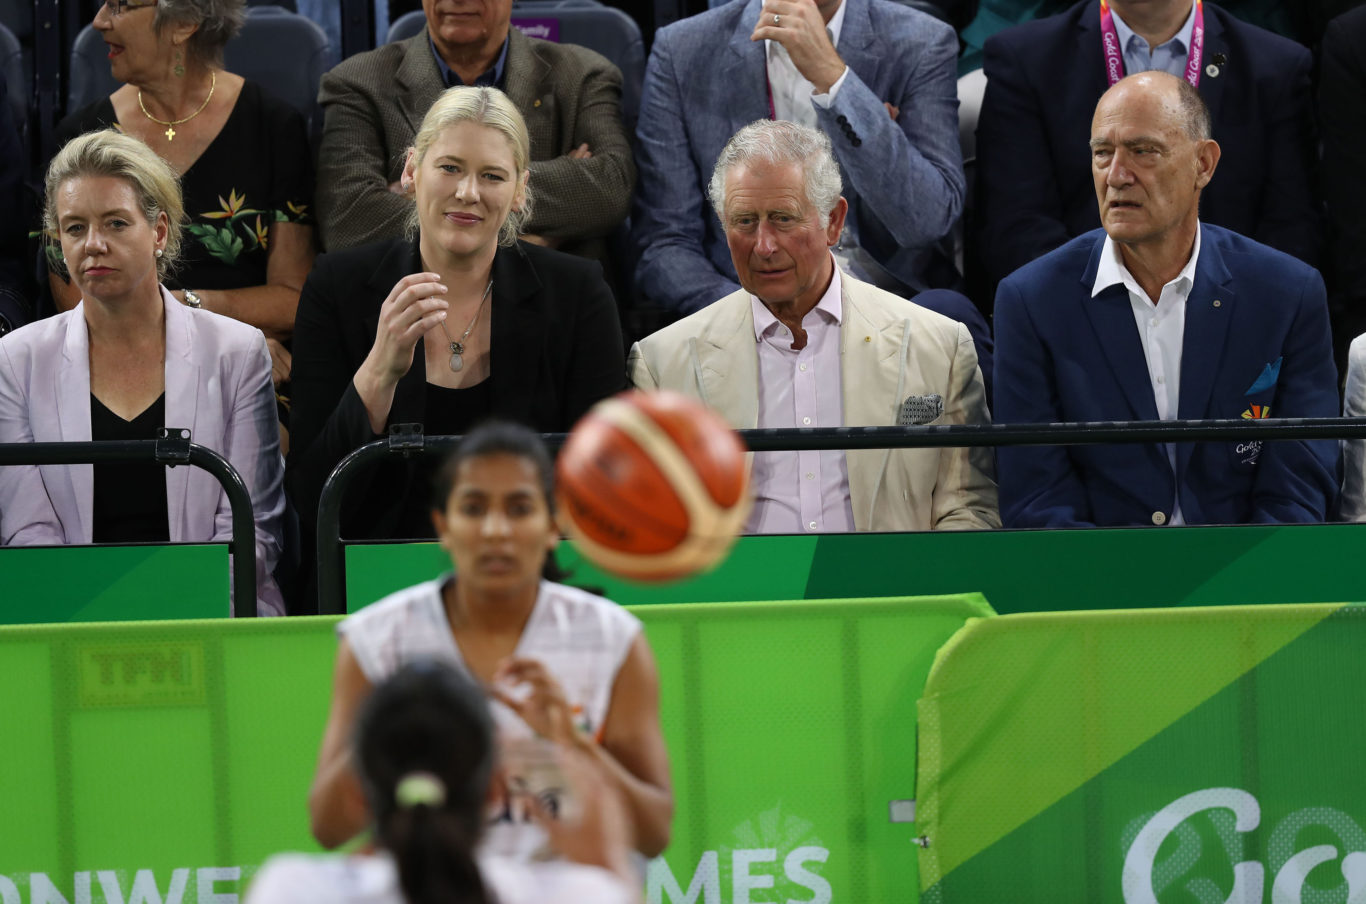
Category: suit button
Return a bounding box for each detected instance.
[851,137,862,146]
[836,114,848,125]
[1152,511,1167,525]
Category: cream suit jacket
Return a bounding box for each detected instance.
[628,272,1000,531]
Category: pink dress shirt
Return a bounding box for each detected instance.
[747,263,856,533]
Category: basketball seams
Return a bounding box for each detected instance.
[556,391,753,582]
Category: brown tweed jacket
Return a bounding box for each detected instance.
[315,27,635,256]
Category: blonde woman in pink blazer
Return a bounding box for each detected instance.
[0,130,285,615]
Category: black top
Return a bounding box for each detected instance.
[51,81,314,291]
[90,393,169,544]
[288,237,627,541]
[424,378,493,437]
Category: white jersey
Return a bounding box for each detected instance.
[339,577,642,860]
[245,851,634,904]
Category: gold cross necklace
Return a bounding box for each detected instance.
[137,71,216,142]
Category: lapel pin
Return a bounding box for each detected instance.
[864,335,871,342]
[1206,63,1220,78]
[534,98,542,108]
[1213,299,1222,307]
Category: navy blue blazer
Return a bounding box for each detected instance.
[977,0,1322,290]
[993,224,1340,528]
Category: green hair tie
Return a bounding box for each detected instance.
[394,772,447,809]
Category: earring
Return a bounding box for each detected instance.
[155,248,163,258]
[174,47,185,78]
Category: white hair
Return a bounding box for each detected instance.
[707,120,843,226]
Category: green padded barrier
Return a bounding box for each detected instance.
[345,523,1366,615]
[0,545,230,623]
[917,602,1366,904]
[0,593,988,903]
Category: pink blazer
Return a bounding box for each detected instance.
[0,287,286,616]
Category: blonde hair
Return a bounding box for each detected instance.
[44,129,185,280]
[407,86,533,247]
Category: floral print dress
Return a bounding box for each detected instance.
[51,81,313,293]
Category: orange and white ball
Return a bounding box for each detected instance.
[556,390,752,582]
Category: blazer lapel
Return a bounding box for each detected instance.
[503,29,557,154]
[722,0,776,125]
[56,307,93,541]
[162,292,198,542]
[696,293,758,429]
[369,241,429,430]
[395,32,447,140]
[489,244,547,427]
[1079,238,1161,421]
[840,276,901,528]
[1176,232,1236,474]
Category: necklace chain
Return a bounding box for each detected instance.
[437,278,494,373]
[137,71,217,142]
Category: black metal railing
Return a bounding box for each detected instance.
[0,429,258,617]
[313,416,1366,615]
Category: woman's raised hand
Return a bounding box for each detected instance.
[353,273,448,434]
[361,273,449,384]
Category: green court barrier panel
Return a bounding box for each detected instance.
[0,593,987,902]
[0,545,230,624]
[345,523,1366,615]
[917,602,1366,904]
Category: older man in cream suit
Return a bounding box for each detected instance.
[629,121,998,532]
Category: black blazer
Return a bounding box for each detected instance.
[288,237,627,541]
[976,0,1323,292]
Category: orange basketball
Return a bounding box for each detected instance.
[556,390,752,582]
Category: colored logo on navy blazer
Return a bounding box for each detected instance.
[1245,357,1283,396]
[1242,405,1271,420]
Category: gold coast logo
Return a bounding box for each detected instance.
[1123,788,1366,904]
[1241,405,1271,420]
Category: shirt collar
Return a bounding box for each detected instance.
[1092,223,1203,301]
[765,0,846,61]
[1109,1,1197,57]
[752,254,844,342]
[429,32,510,88]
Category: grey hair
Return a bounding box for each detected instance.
[707,120,843,226]
[154,0,247,68]
[405,86,534,247]
[1173,77,1211,141]
[1107,71,1212,142]
[44,129,186,280]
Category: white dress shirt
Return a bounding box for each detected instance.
[1091,225,1203,525]
[748,257,856,534]
[764,0,850,127]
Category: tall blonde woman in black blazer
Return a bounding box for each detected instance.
[288,86,626,544]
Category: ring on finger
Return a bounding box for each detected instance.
[773,12,780,24]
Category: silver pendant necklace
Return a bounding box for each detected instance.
[437,278,493,373]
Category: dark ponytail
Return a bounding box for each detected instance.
[356,662,496,904]
[387,805,487,904]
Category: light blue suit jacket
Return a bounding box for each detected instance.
[632,0,965,315]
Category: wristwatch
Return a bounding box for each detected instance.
[183,289,203,309]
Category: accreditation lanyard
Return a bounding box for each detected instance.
[1099,0,1205,88]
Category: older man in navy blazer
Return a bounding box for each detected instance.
[633,0,966,316]
[977,0,1322,294]
[993,71,1339,528]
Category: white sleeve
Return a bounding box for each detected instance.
[244,857,333,904]
[482,857,636,904]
